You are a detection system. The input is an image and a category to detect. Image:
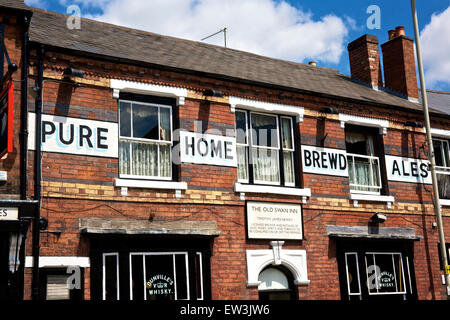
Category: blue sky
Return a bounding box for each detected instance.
[25,0,450,91]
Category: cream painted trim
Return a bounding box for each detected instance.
[246,242,310,288]
[115,178,187,190]
[110,79,188,105]
[25,256,90,268]
[339,113,389,135]
[235,183,311,197]
[350,193,395,209]
[229,96,305,123]
[430,128,450,139]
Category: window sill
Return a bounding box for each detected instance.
[235,183,311,202]
[349,192,395,209]
[439,199,450,206]
[115,178,187,198]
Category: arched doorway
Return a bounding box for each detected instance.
[258,266,297,300]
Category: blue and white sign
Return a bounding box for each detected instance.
[180,131,237,167]
[28,113,118,158]
[301,145,348,177]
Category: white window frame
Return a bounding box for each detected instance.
[119,99,173,181]
[347,152,383,195]
[364,252,407,296]
[236,109,297,187]
[235,110,249,184]
[432,137,450,202]
[196,252,204,300]
[250,111,281,186]
[129,252,190,301]
[281,116,296,187]
[344,125,384,196]
[102,252,120,300]
[433,138,450,169]
[345,252,362,298]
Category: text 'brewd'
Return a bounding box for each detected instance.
[301,145,349,177]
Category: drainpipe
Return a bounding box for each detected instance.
[20,16,29,200]
[411,0,450,298]
[31,44,44,300]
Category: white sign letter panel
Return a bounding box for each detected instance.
[28,113,118,158]
[180,131,237,167]
[385,155,431,184]
[301,145,348,177]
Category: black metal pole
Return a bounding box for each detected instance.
[31,44,44,300]
[20,16,29,200]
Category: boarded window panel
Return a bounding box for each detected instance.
[104,254,119,300]
[46,275,70,300]
[131,254,144,301]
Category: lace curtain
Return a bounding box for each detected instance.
[119,101,171,178]
[346,132,379,192]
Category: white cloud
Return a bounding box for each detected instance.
[24,0,46,6]
[420,6,450,89]
[75,0,350,65]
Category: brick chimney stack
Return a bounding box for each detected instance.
[348,34,383,90]
[381,26,418,101]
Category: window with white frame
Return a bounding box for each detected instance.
[345,252,362,300]
[365,252,407,296]
[103,253,119,301]
[235,110,296,186]
[345,125,383,194]
[119,99,172,180]
[433,138,450,199]
[129,252,205,301]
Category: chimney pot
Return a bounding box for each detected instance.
[388,30,396,40]
[395,26,405,37]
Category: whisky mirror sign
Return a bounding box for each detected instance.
[146,274,174,298]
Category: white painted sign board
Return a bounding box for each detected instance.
[179,131,237,167]
[0,207,18,221]
[301,145,348,177]
[246,201,303,240]
[385,155,432,184]
[28,113,118,158]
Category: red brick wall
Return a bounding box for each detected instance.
[17,47,450,301]
[382,35,419,99]
[0,14,25,197]
[348,34,383,88]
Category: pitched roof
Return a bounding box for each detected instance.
[0,0,32,13]
[1,2,444,116]
[419,90,450,116]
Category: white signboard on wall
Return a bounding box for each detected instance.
[246,201,303,240]
[180,131,237,167]
[0,207,18,221]
[385,155,431,184]
[301,145,348,177]
[28,113,118,158]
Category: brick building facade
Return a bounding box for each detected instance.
[0,0,449,301]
